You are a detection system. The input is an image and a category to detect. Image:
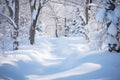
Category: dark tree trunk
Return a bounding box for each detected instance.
[85,0,89,24]
[55,18,58,37]
[85,0,92,24]
[64,17,67,37]
[29,0,42,45]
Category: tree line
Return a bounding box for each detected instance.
[0,0,120,53]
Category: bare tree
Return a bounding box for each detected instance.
[29,0,48,44]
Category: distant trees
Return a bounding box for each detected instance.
[3,0,92,47]
[63,0,90,41]
[1,0,120,53]
[64,7,89,41]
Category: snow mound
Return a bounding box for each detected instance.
[106,11,117,24]
[96,9,106,23]
[0,37,120,80]
[27,63,101,80]
[108,23,117,36]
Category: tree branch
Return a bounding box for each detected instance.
[0,12,17,30]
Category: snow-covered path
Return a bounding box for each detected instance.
[0,37,120,80]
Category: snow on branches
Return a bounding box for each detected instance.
[96,0,120,52]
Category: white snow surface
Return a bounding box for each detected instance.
[0,37,120,80]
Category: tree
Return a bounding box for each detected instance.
[85,0,92,24]
[85,0,89,24]
[96,0,120,52]
[29,0,48,45]
[5,0,19,50]
[64,7,89,41]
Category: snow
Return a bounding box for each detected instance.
[0,33,3,38]
[8,0,15,17]
[40,0,44,6]
[107,35,118,44]
[96,9,106,23]
[0,3,4,12]
[27,63,101,80]
[0,37,120,80]
[114,5,120,18]
[0,12,17,29]
[106,11,117,24]
[108,23,117,36]
[88,3,99,8]
[30,0,35,6]
[32,9,37,20]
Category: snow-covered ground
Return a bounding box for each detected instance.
[0,37,120,80]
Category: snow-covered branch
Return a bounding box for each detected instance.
[87,3,103,8]
[0,12,17,29]
[5,0,15,18]
[8,0,15,14]
[88,3,98,7]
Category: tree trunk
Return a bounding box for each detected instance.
[85,0,89,24]
[85,0,92,24]
[29,19,37,45]
[55,17,59,37]
[5,0,19,50]
[29,0,42,45]
[13,0,19,50]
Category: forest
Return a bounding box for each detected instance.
[0,0,120,80]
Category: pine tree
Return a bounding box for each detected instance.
[64,7,89,40]
[96,0,120,52]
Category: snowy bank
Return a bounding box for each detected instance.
[0,37,120,80]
